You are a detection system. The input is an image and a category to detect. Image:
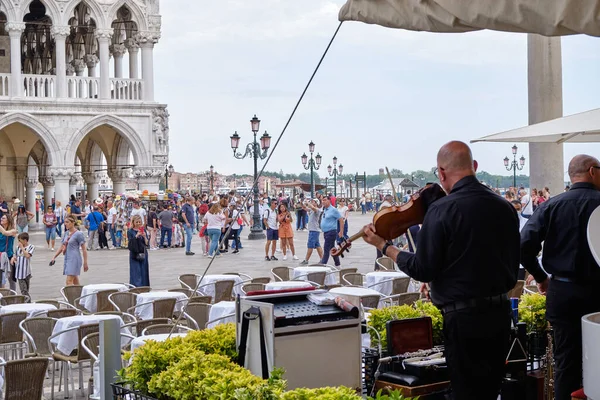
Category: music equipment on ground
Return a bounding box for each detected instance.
[236,290,362,391]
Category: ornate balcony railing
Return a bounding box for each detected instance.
[0,74,9,97]
[67,76,100,99]
[23,74,55,98]
[110,78,143,100]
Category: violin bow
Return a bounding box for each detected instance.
[385,167,401,205]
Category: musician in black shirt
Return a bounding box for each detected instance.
[521,154,600,399]
[363,141,520,399]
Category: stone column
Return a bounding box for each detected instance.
[111,44,126,78]
[84,54,99,98]
[14,169,25,203]
[96,29,113,100]
[109,168,130,195]
[83,172,101,202]
[6,23,25,97]
[25,178,37,227]
[137,32,159,101]
[48,168,74,208]
[125,38,140,79]
[51,26,70,98]
[527,35,564,194]
[41,176,55,209]
[69,175,78,198]
[134,167,162,193]
[72,59,86,98]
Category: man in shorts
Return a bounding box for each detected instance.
[263,200,278,261]
[299,198,323,265]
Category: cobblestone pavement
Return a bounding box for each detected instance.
[25,211,379,301]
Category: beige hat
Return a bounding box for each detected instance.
[13,198,21,204]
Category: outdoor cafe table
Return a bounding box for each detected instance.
[50,314,126,355]
[134,291,188,320]
[196,274,244,298]
[292,266,337,285]
[130,333,189,353]
[0,303,56,317]
[207,301,236,328]
[328,286,382,308]
[79,283,129,312]
[365,271,408,296]
[264,281,313,291]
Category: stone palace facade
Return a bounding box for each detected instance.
[0,0,168,212]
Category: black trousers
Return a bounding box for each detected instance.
[546,279,600,400]
[443,302,511,400]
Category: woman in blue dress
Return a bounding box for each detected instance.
[0,214,17,288]
[51,216,88,286]
[127,215,150,287]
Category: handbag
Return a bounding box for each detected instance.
[199,225,207,238]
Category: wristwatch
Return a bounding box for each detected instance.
[381,241,393,257]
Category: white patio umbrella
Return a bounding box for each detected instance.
[471,108,600,144]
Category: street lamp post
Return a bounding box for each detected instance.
[327,157,343,196]
[230,115,272,240]
[208,165,215,192]
[301,141,322,198]
[503,144,526,188]
[164,164,174,190]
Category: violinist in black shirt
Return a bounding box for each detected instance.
[363,141,520,399]
[521,154,600,399]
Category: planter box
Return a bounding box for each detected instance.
[112,384,158,400]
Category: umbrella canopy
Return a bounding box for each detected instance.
[471,108,600,144]
[339,0,600,36]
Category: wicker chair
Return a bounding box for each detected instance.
[0,289,16,297]
[508,280,525,298]
[524,285,539,294]
[183,303,211,330]
[337,268,358,285]
[342,273,365,286]
[130,318,172,337]
[306,272,326,286]
[0,312,28,360]
[189,295,212,304]
[108,292,138,313]
[360,295,381,309]
[1,295,29,305]
[152,298,177,319]
[75,289,119,313]
[47,309,80,319]
[205,313,235,328]
[375,256,395,271]
[178,274,198,291]
[141,324,193,336]
[382,292,421,307]
[33,299,60,308]
[271,267,293,282]
[128,286,152,294]
[19,317,57,359]
[250,277,270,284]
[241,283,265,295]
[323,284,342,290]
[49,322,100,399]
[94,311,137,324]
[0,357,48,400]
[60,285,84,308]
[168,288,194,297]
[367,277,411,295]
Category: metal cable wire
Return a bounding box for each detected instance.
[167,21,344,337]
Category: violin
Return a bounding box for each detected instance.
[331,183,446,257]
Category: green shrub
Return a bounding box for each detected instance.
[368,300,443,349]
[280,386,361,400]
[518,293,547,333]
[368,389,417,399]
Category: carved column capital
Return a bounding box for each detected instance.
[82,171,104,184]
[95,28,114,41]
[25,177,38,188]
[84,54,99,69]
[51,26,71,38]
[125,38,140,51]
[69,176,79,186]
[110,44,127,58]
[133,167,164,180]
[5,22,25,37]
[136,31,160,46]
[71,59,86,74]
[41,176,55,186]
[48,167,75,181]
[108,168,131,182]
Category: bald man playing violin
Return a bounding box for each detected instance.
[363,141,520,400]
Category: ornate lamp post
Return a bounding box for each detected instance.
[504,144,526,188]
[230,115,272,240]
[301,141,322,197]
[208,165,215,192]
[327,157,343,196]
[164,164,174,189]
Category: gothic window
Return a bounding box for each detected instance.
[67,3,97,71]
[111,6,138,46]
[21,0,54,75]
[0,12,7,36]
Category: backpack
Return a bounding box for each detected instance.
[199,203,209,215]
[177,209,185,223]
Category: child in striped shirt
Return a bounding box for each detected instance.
[11,232,34,301]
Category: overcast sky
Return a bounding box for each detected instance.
[154,0,600,180]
